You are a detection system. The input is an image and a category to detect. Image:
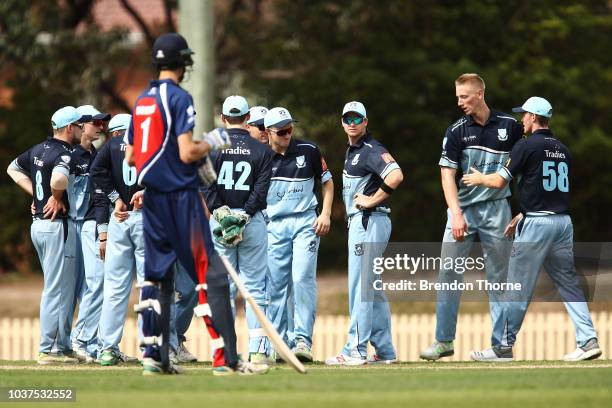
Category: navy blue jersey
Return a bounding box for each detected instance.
[266,138,332,220]
[202,128,273,216]
[499,129,571,216]
[14,138,72,219]
[126,79,198,192]
[91,136,144,209]
[342,133,401,217]
[68,144,98,221]
[439,111,523,207]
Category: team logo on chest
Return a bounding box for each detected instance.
[351,153,361,165]
[354,243,364,256]
[295,155,306,168]
[497,128,508,141]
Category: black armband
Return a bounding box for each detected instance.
[380,182,395,195]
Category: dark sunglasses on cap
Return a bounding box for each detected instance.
[272,127,293,137]
[342,116,365,125]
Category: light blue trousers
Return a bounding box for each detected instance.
[210,211,270,353]
[435,199,512,347]
[32,219,76,353]
[342,212,396,359]
[71,220,104,356]
[500,215,597,348]
[267,210,319,348]
[98,211,145,353]
[169,262,198,351]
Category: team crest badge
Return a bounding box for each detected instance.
[156,50,165,59]
[61,155,71,164]
[351,153,360,165]
[296,155,306,168]
[354,243,364,256]
[497,128,508,141]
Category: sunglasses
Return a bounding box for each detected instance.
[71,122,84,129]
[272,127,293,137]
[92,119,105,127]
[256,124,266,132]
[343,116,364,125]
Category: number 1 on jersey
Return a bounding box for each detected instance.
[140,117,151,153]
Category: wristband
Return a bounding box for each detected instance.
[99,239,107,242]
[380,182,395,195]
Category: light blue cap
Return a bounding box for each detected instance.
[51,106,85,130]
[512,96,553,118]
[247,106,269,125]
[108,113,132,132]
[342,101,367,118]
[77,104,111,121]
[222,95,249,117]
[264,107,293,129]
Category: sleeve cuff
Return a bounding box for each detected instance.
[321,170,332,184]
[380,162,401,179]
[97,224,108,234]
[438,157,459,169]
[499,167,513,181]
[52,166,70,178]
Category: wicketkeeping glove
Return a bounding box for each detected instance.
[203,127,231,151]
[212,206,251,247]
[197,156,217,186]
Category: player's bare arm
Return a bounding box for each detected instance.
[313,178,334,236]
[177,131,211,163]
[44,172,68,221]
[353,168,403,210]
[6,163,33,196]
[125,143,135,167]
[462,166,507,189]
[440,166,467,241]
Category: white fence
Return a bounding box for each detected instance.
[1,312,610,361]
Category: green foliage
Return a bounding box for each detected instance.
[234,0,612,266]
[0,0,610,272]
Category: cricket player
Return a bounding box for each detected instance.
[201,95,273,363]
[247,106,269,143]
[264,107,333,362]
[420,73,523,361]
[325,101,403,365]
[90,113,141,366]
[463,96,601,361]
[7,106,89,364]
[126,32,266,375]
[68,105,110,362]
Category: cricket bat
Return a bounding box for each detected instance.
[219,255,307,374]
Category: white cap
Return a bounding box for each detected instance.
[247,106,269,125]
[342,101,367,118]
[222,95,249,117]
[264,107,293,129]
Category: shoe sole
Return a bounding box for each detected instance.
[469,352,513,362]
[564,348,602,361]
[420,350,454,361]
[100,360,118,366]
[295,353,314,363]
[369,359,398,365]
[212,369,236,377]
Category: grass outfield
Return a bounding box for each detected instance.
[1,361,611,408]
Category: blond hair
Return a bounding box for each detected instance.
[455,73,485,90]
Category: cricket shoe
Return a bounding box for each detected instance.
[175,341,197,362]
[470,347,513,362]
[420,341,454,361]
[37,352,79,365]
[368,354,398,365]
[67,347,95,363]
[142,357,185,375]
[292,341,314,363]
[212,360,270,376]
[324,354,367,366]
[563,338,602,361]
[100,349,138,366]
[249,352,273,364]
